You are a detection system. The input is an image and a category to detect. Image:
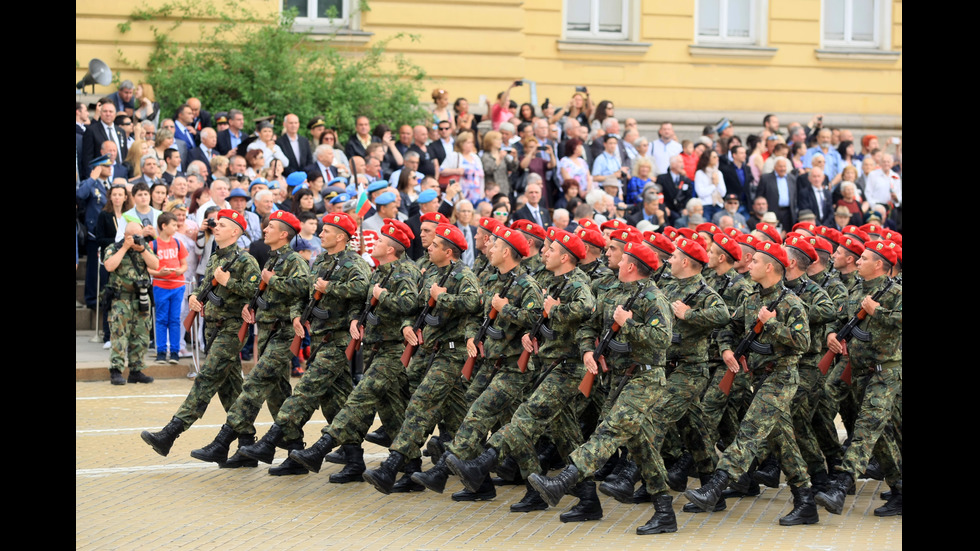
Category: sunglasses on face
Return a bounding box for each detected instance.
[493,211,508,216]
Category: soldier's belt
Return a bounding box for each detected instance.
[118,283,136,292]
[854,359,900,372]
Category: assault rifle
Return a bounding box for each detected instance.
[401,261,456,367]
[719,286,789,395]
[579,282,647,397]
[461,271,517,380]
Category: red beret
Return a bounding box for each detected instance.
[434,222,467,252]
[867,240,899,265]
[738,233,759,250]
[676,237,710,265]
[643,231,676,256]
[859,223,883,237]
[271,210,301,233]
[512,219,546,241]
[493,224,530,258]
[712,233,742,262]
[676,227,697,240]
[321,212,356,238]
[577,218,599,231]
[839,234,865,257]
[662,226,679,241]
[420,212,448,226]
[755,240,789,268]
[575,226,607,250]
[805,235,834,256]
[218,209,247,233]
[696,222,720,236]
[880,228,902,247]
[600,219,630,232]
[842,225,870,244]
[784,232,817,263]
[553,229,587,260]
[623,241,660,272]
[609,225,641,245]
[692,233,709,251]
[815,226,842,245]
[545,226,560,242]
[755,222,781,243]
[380,218,414,249]
[792,221,816,236]
[478,217,501,235]
[723,226,743,238]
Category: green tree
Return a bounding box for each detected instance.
[119,1,428,141]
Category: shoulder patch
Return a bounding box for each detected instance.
[249,274,258,283]
[793,322,804,331]
[650,318,660,326]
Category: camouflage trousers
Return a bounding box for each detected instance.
[275,335,354,442]
[174,319,244,429]
[226,322,293,436]
[406,349,470,442]
[446,357,530,461]
[568,366,668,485]
[813,357,860,463]
[489,358,586,479]
[326,343,407,444]
[645,363,716,495]
[108,295,151,372]
[716,366,810,488]
[791,362,826,474]
[839,362,902,485]
[391,345,469,460]
[700,362,753,448]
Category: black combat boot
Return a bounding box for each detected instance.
[287,433,337,473]
[861,457,885,480]
[364,426,392,447]
[684,469,730,513]
[537,441,566,471]
[528,464,580,508]
[446,447,498,493]
[141,417,185,457]
[779,486,820,525]
[190,424,237,464]
[328,445,366,483]
[269,440,309,476]
[324,447,347,465]
[494,454,520,482]
[412,451,452,493]
[814,472,854,515]
[425,435,446,463]
[451,474,497,501]
[238,424,284,464]
[810,470,832,494]
[593,449,620,481]
[559,480,603,523]
[683,473,728,513]
[222,435,259,468]
[753,455,781,488]
[362,451,407,495]
[605,449,630,483]
[666,452,694,492]
[874,480,902,517]
[110,369,126,385]
[511,480,549,512]
[127,370,154,383]
[599,459,639,504]
[392,457,425,492]
[632,483,654,504]
[724,471,760,497]
[637,493,677,535]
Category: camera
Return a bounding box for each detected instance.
[575,86,587,93]
[205,219,217,229]
[514,80,524,87]
[136,278,152,313]
[132,235,145,247]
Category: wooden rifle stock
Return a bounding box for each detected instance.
[401,263,455,367]
[720,287,788,395]
[346,270,394,360]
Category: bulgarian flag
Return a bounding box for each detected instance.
[354,190,372,218]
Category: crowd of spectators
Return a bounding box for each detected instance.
[76,78,903,361]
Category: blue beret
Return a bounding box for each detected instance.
[367,181,389,193]
[89,154,112,168]
[374,191,396,206]
[330,193,350,205]
[286,171,308,188]
[291,183,310,195]
[249,178,269,190]
[417,189,439,204]
[327,177,348,188]
[228,188,249,199]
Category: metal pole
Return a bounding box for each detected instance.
[88,245,103,343]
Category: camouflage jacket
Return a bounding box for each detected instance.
[104,241,156,294]
[466,266,543,360]
[202,243,260,322]
[579,278,672,370]
[307,248,371,336]
[812,266,850,331]
[363,255,422,345]
[842,274,902,369]
[536,267,595,359]
[719,281,810,370]
[407,261,482,351]
[523,253,545,278]
[661,273,730,364]
[785,273,837,359]
[705,268,752,361]
[256,244,312,324]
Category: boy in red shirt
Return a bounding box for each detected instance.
[149,212,189,363]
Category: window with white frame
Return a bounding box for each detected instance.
[823,0,886,48]
[697,0,760,44]
[565,0,630,41]
[284,0,352,31]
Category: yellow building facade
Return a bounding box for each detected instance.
[77,0,901,133]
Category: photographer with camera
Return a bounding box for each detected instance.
[103,221,161,385]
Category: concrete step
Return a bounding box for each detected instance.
[76,280,87,304]
[76,307,96,331]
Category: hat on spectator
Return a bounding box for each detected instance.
[327,177,349,188]
[228,188,249,200]
[218,208,247,233]
[867,240,899,265]
[322,212,356,238]
[291,183,310,195]
[307,117,326,131]
[755,222,781,243]
[380,218,413,249]
[784,233,817,263]
[798,209,817,222]
[329,193,350,205]
[292,237,316,253]
[493,224,529,258]
[434,223,467,254]
[723,193,740,203]
[214,113,228,125]
[623,241,660,272]
[713,233,742,262]
[552,229,586,260]
[249,177,269,191]
[286,171,308,189]
[367,181,389,194]
[755,241,789,268]
[89,154,112,168]
[271,210,301,233]
[374,192,396,206]
[713,117,731,134]
[417,189,439,205]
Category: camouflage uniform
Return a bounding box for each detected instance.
[225,245,311,436]
[434,266,541,461]
[644,273,730,494]
[523,253,545,278]
[173,243,259,429]
[103,242,157,374]
[566,279,672,486]
[408,253,437,396]
[274,249,371,442]
[389,261,482,461]
[482,267,593,476]
[836,275,902,485]
[715,282,811,488]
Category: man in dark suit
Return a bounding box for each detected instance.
[796,166,834,225]
[185,127,219,179]
[187,97,213,135]
[303,144,342,188]
[405,190,445,261]
[755,156,798,230]
[81,100,128,173]
[720,145,755,209]
[626,187,667,228]
[344,116,380,161]
[512,179,552,227]
[428,122,454,167]
[277,113,313,175]
[215,109,246,156]
[656,154,693,223]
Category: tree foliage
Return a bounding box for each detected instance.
[118,1,429,140]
